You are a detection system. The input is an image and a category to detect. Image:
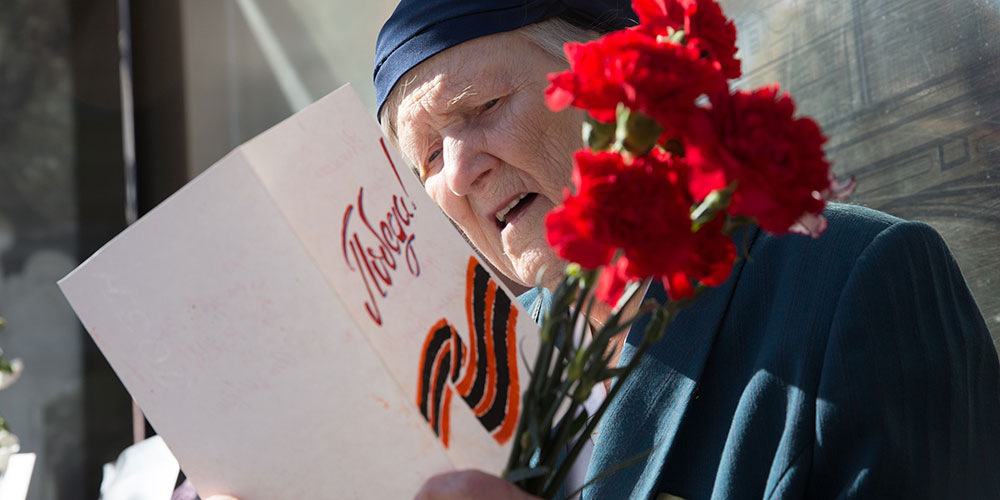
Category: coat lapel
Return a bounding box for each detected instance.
[583,226,761,500]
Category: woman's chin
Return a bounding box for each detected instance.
[509,252,566,291]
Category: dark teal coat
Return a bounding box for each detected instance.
[519,204,1000,499]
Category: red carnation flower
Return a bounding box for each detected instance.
[633,0,692,32]
[546,150,736,304]
[633,0,742,79]
[545,28,725,133]
[591,212,735,304]
[686,86,836,235]
[662,215,736,297]
[595,257,631,307]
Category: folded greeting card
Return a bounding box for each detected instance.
[58,85,538,499]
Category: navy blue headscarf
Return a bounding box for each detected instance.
[373,0,637,120]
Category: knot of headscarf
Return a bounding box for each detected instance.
[373,0,637,120]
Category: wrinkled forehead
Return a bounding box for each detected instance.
[389,33,520,145]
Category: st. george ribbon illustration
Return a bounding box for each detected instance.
[417,257,521,448]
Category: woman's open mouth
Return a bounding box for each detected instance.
[494,193,539,229]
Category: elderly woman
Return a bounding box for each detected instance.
[209,1,1000,499]
[370,1,1000,499]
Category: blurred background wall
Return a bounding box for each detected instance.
[1,0,119,498]
[1,1,398,498]
[726,0,1000,346]
[179,0,398,177]
[0,0,996,498]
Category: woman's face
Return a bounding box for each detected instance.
[392,30,585,289]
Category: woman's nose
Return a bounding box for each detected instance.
[441,132,494,197]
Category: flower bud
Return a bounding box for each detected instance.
[644,308,671,343]
[614,104,663,156]
[565,263,582,280]
[583,117,616,151]
[656,28,687,46]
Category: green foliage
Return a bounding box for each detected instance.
[502,270,696,499]
[614,105,662,157]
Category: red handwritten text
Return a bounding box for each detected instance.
[341,141,419,326]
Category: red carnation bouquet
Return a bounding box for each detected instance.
[502,0,854,497]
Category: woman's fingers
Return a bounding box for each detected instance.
[200,470,534,500]
[414,470,542,500]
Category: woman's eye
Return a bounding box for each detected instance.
[483,98,499,110]
[427,149,441,163]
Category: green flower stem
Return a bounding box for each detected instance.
[535,283,594,459]
[540,323,663,499]
[512,273,716,498]
[540,303,677,498]
[507,271,673,498]
[537,377,578,440]
[530,288,591,491]
[508,321,556,469]
[570,300,649,382]
[505,275,581,476]
[537,393,584,472]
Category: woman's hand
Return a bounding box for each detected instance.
[199,470,538,500]
[415,470,542,500]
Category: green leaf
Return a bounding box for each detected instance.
[572,379,594,402]
[506,269,685,498]
[527,403,544,454]
[667,28,687,45]
[613,105,663,156]
[583,117,615,151]
[642,307,672,343]
[568,411,589,436]
[690,181,736,231]
[505,466,551,483]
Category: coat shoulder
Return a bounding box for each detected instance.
[745,203,920,288]
[763,203,902,254]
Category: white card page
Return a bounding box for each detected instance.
[58,85,539,498]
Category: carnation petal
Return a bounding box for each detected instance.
[595,273,624,305]
[545,209,615,268]
[788,212,829,238]
[824,174,857,201]
[632,0,668,24]
[545,75,576,111]
[664,271,695,301]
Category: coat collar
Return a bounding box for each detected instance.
[583,225,761,499]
